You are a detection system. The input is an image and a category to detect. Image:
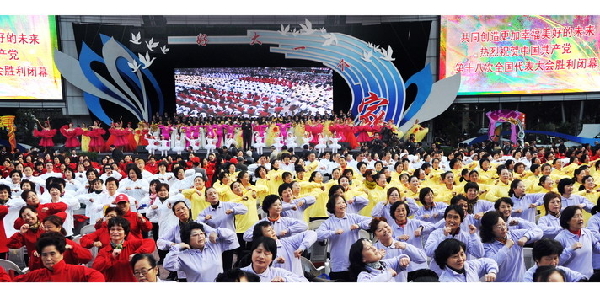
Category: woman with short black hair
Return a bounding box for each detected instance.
[537,192,563,239]
[369,217,427,282]
[239,236,307,282]
[533,265,567,282]
[11,233,104,282]
[434,238,497,282]
[242,194,308,242]
[163,221,237,282]
[425,205,485,275]
[554,205,600,277]
[348,237,410,282]
[479,211,542,281]
[315,194,371,281]
[130,253,160,282]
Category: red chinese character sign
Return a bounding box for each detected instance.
[357,92,388,126]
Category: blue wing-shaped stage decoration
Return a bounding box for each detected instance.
[54,34,164,125]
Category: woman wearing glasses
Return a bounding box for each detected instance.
[479,211,542,282]
[131,253,161,282]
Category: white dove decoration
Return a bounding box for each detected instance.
[138,52,156,69]
[127,60,141,72]
[299,19,316,35]
[380,45,395,62]
[361,50,373,62]
[322,33,338,46]
[278,24,290,35]
[291,29,299,36]
[130,32,141,45]
[319,28,327,34]
[145,38,159,52]
[160,45,169,54]
[367,42,381,53]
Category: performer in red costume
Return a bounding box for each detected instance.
[124,122,139,152]
[106,121,129,151]
[33,117,56,153]
[59,123,83,149]
[42,216,93,265]
[83,120,107,153]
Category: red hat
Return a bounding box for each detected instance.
[113,194,129,204]
[229,158,238,164]
[190,157,200,163]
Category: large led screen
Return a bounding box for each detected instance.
[0,15,62,100]
[440,15,600,95]
[175,67,333,118]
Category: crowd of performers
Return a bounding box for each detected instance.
[6,114,599,282]
[30,113,429,156]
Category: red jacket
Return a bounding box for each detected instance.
[63,238,93,265]
[7,228,43,270]
[122,211,153,240]
[81,222,110,249]
[92,237,155,282]
[145,162,158,174]
[0,266,11,282]
[12,260,105,282]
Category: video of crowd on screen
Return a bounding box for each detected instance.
[174,67,334,118]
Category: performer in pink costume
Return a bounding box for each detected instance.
[224,122,240,138]
[158,123,172,140]
[253,123,268,138]
[183,123,199,148]
[277,122,292,139]
[206,123,217,147]
[215,122,225,148]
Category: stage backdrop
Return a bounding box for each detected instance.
[56,18,458,130]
